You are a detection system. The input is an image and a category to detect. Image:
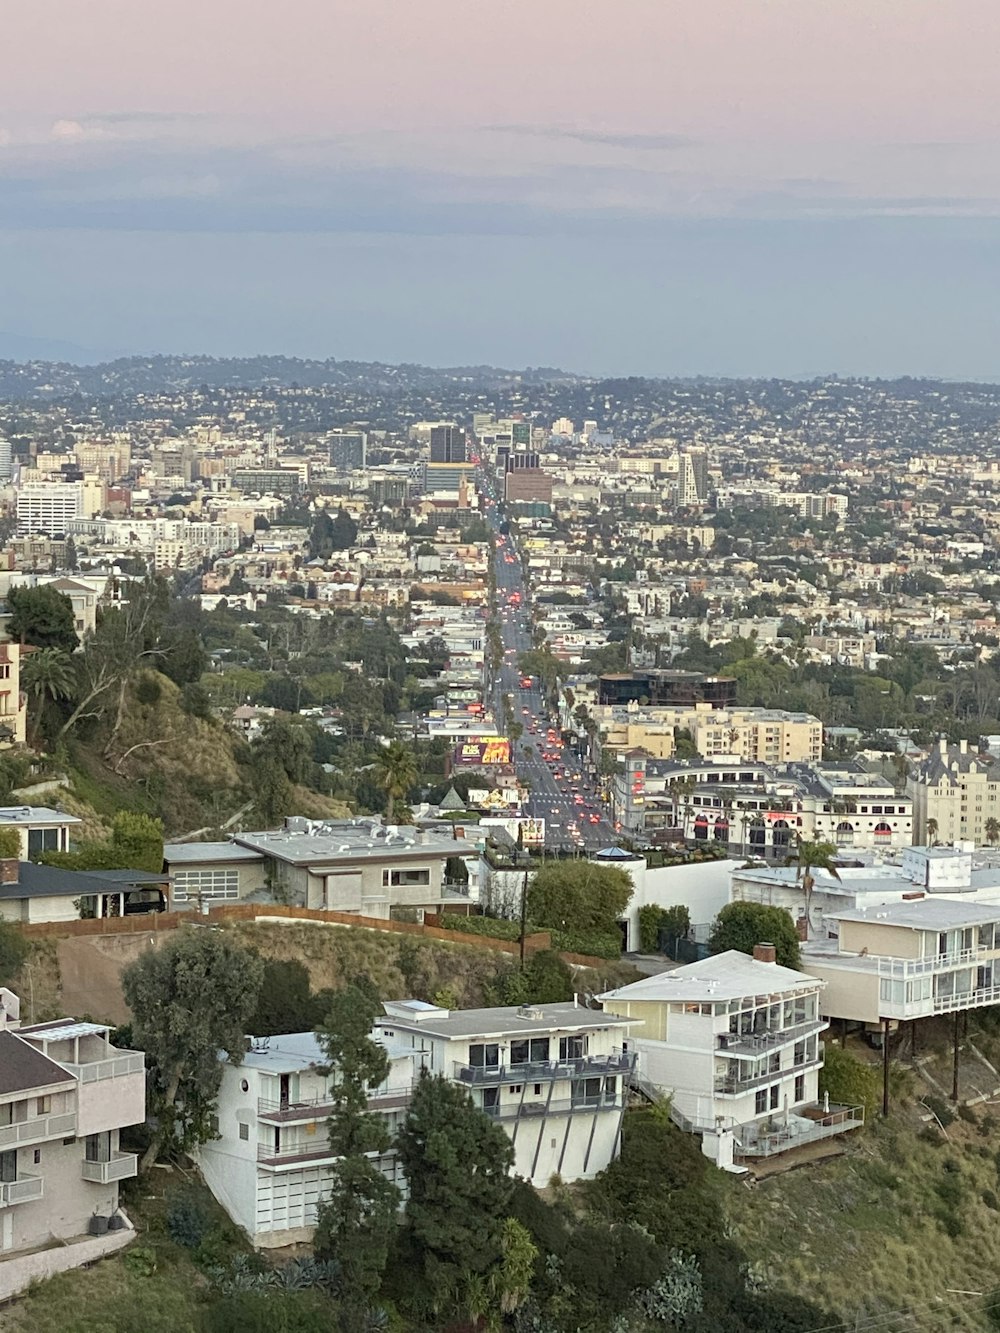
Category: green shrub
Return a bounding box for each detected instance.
[0,827,20,860]
[166,1191,210,1250]
[958,1102,978,1125]
[982,1189,1000,1211]
[818,1044,881,1118]
[924,1095,956,1129]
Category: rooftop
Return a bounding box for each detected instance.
[0,806,81,826]
[379,1000,635,1041]
[828,900,1000,930]
[0,1030,78,1096]
[232,825,466,865]
[164,841,265,864]
[599,950,820,1004]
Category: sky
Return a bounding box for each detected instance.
[3,0,1000,376]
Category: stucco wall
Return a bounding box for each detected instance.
[0,1217,134,1302]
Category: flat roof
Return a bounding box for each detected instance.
[164,841,265,864]
[829,901,1000,930]
[233,828,466,866]
[21,1020,108,1043]
[378,1001,635,1041]
[599,950,820,1004]
[0,806,80,825]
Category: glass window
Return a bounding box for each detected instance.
[755,1089,767,1114]
[0,1150,15,1183]
[510,1037,549,1065]
[0,1103,12,1128]
[36,1097,50,1116]
[172,868,240,903]
[469,1043,500,1069]
[559,1035,587,1060]
[769,1085,780,1110]
[794,1075,805,1103]
[239,1123,249,1141]
[27,828,59,855]
[85,1131,111,1164]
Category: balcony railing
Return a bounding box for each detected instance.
[0,1174,43,1206]
[61,1052,145,1083]
[456,1052,635,1086]
[735,1103,865,1158]
[714,1055,822,1097]
[483,1094,624,1120]
[257,1141,339,1168]
[258,1085,413,1122]
[0,1111,76,1150]
[718,1019,826,1058]
[876,948,992,978]
[81,1151,138,1184]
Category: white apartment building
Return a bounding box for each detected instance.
[197,1032,415,1249]
[0,991,145,1281]
[376,1000,636,1188]
[803,899,1000,1025]
[596,702,822,767]
[15,483,82,535]
[600,946,863,1169]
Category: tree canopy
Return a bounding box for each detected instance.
[708,902,801,969]
[526,861,633,936]
[122,929,264,1171]
[8,584,79,653]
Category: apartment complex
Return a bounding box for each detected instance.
[0,992,144,1268]
[597,702,823,766]
[909,739,1000,846]
[600,946,863,1169]
[15,483,83,535]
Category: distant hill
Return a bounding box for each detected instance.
[0,352,583,399]
[0,331,121,366]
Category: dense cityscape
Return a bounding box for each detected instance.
[0,358,999,1330]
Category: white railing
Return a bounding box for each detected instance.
[0,1175,43,1206]
[736,1104,865,1158]
[81,1152,138,1185]
[258,1084,413,1118]
[877,948,989,978]
[0,1111,75,1150]
[62,1052,145,1083]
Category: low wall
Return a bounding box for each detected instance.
[0,1220,134,1303]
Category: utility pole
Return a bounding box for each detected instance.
[519,868,529,969]
[952,1009,961,1103]
[882,1017,890,1117]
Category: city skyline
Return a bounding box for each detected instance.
[3,0,1000,374]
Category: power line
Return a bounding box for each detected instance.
[797,1287,1000,1333]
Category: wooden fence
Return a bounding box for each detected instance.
[18,903,607,967]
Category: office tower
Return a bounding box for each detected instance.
[328,429,368,473]
[16,482,83,535]
[429,425,466,463]
[0,438,12,481]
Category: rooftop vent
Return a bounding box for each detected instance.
[516,1005,543,1021]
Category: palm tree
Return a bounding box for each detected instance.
[374,742,418,823]
[789,838,841,927]
[21,648,75,747]
[986,818,999,848]
[926,817,939,845]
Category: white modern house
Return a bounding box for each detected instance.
[376,1000,637,1188]
[0,990,145,1296]
[600,946,864,1169]
[196,1032,415,1249]
[198,999,636,1248]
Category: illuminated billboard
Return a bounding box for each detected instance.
[453,736,512,767]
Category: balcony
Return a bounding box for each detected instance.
[257,1141,339,1169]
[61,1052,145,1084]
[718,1019,826,1059]
[456,1052,635,1086]
[482,1094,625,1121]
[735,1103,865,1159]
[0,1174,43,1206]
[0,1111,76,1150]
[81,1151,138,1184]
[714,1054,822,1097]
[258,1085,413,1122]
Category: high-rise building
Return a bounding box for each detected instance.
[429,425,466,463]
[328,429,368,473]
[506,451,540,471]
[0,438,13,482]
[511,421,531,446]
[16,483,83,535]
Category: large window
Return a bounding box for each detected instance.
[510,1037,549,1065]
[559,1035,588,1061]
[382,868,431,888]
[468,1043,500,1070]
[27,828,59,856]
[172,869,240,903]
[85,1131,111,1164]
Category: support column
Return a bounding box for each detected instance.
[952,1009,961,1103]
[882,1018,890,1118]
[911,1019,918,1059]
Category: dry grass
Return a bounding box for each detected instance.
[727,1113,1000,1332]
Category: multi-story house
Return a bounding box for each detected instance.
[599,946,864,1170]
[376,1000,636,1188]
[196,1032,415,1249]
[198,1000,636,1249]
[803,899,1000,1027]
[909,739,1000,846]
[0,989,145,1289]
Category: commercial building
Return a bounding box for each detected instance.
[15,483,83,535]
[600,946,863,1169]
[0,991,145,1287]
[327,430,367,472]
[429,425,466,464]
[596,703,822,767]
[598,672,737,709]
[504,469,553,507]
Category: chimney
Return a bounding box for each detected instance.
[0,858,18,885]
[753,941,777,964]
[959,739,968,755]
